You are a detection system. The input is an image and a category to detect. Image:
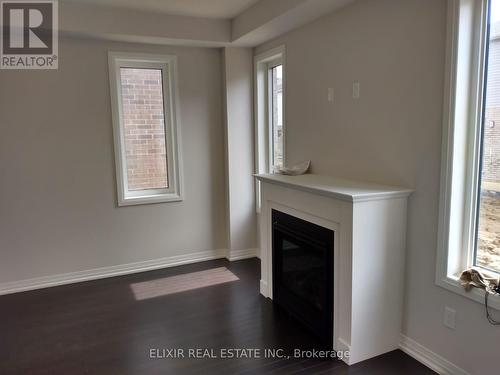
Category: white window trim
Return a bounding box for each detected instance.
[108,52,183,206]
[254,45,286,212]
[436,0,500,309]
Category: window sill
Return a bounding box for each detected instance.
[118,193,183,207]
[436,275,500,311]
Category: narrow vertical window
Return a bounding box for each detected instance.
[108,53,182,206]
[270,64,283,170]
[254,46,285,211]
[436,0,500,307]
[476,0,500,273]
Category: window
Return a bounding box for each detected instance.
[255,46,286,175]
[254,46,286,210]
[269,64,284,170]
[437,0,500,308]
[108,52,182,206]
[476,0,500,273]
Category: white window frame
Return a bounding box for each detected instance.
[437,0,500,309]
[108,52,183,206]
[254,45,286,211]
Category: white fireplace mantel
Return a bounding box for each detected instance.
[255,173,412,365]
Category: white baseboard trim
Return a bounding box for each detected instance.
[400,334,469,375]
[0,249,227,296]
[336,338,351,365]
[260,279,269,297]
[227,248,259,261]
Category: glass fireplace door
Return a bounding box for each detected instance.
[272,210,334,347]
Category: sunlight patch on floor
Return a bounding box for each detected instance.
[130,267,239,300]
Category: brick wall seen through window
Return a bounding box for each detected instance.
[120,68,168,191]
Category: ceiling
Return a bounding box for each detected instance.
[61,0,260,19]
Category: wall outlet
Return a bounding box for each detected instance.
[444,307,456,329]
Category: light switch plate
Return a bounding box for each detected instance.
[328,87,334,102]
[353,81,360,99]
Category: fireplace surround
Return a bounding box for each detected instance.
[256,173,412,365]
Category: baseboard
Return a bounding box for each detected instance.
[259,280,270,298]
[400,334,469,375]
[0,249,227,296]
[336,338,351,365]
[227,248,259,261]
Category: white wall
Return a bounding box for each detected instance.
[0,37,227,283]
[255,0,497,373]
[222,48,258,254]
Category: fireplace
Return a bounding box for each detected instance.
[257,174,411,364]
[272,209,334,349]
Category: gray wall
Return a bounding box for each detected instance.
[222,48,258,253]
[255,0,497,373]
[0,37,227,283]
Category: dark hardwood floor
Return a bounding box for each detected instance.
[0,258,435,374]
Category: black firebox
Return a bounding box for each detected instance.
[272,209,334,349]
